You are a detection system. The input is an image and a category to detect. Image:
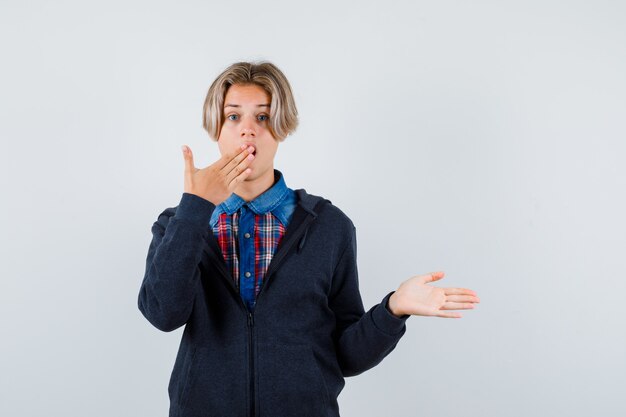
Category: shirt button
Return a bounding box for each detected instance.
[244,232,251,238]
[245,272,251,278]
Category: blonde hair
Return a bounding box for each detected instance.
[203,61,299,142]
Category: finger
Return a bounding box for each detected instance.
[445,294,480,303]
[182,145,195,173]
[218,144,251,171]
[227,165,252,190]
[444,287,478,297]
[436,311,462,318]
[418,271,445,284]
[225,147,255,183]
[441,301,476,310]
[222,146,255,177]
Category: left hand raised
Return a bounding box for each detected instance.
[388,271,480,318]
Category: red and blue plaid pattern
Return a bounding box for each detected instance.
[213,210,286,299]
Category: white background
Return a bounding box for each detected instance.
[1,1,625,416]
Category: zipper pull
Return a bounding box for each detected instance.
[248,312,254,327]
[297,227,309,253]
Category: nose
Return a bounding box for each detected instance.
[240,116,256,139]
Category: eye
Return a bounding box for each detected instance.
[227,114,238,121]
[258,114,269,122]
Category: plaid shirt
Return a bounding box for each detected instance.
[209,169,297,313]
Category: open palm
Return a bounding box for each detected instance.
[390,271,480,318]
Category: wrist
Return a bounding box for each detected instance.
[387,291,405,318]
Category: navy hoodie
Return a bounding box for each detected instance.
[138,189,410,417]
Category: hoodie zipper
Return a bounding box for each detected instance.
[247,311,255,417]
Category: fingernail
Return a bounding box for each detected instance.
[181,145,186,153]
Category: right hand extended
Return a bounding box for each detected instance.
[181,143,255,206]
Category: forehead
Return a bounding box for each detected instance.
[224,84,270,108]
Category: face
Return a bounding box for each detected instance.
[218,83,278,182]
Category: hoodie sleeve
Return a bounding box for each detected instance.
[329,225,410,377]
[137,193,216,332]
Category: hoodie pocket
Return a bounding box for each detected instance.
[177,345,248,417]
[257,342,330,417]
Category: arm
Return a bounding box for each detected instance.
[137,192,216,332]
[329,225,410,377]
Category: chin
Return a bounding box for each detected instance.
[247,165,269,180]
[244,169,259,181]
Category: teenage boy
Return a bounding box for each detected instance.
[138,61,480,417]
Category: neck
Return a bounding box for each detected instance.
[233,166,276,202]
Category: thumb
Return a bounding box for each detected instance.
[181,145,195,173]
[418,271,445,284]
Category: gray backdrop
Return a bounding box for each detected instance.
[1,0,624,416]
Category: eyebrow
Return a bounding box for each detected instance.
[224,103,270,108]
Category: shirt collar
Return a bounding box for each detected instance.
[210,169,290,227]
